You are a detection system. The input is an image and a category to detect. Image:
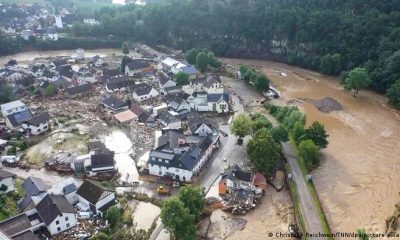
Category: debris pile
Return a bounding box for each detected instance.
[314,97,342,113]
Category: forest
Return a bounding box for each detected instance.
[1,0,400,103]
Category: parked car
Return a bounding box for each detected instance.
[1,155,17,163]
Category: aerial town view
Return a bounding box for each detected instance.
[0,0,399,240]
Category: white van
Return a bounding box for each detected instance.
[1,155,17,164]
[77,211,93,219]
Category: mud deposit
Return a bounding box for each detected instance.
[222,58,400,237]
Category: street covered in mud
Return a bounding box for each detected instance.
[223,58,400,236]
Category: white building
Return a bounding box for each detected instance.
[83,19,99,25]
[0,169,16,193]
[36,194,77,236]
[22,113,50,136]
[55,15,63,28]
[131,83,159,102]
[158,111,181,130]
[75,48,85,60]
[76,180,116,216]
[188,116,214,136]
[1,100,27,117]
[91,56,104,68]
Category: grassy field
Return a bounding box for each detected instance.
[0,179,25,221]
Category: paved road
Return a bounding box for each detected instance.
[282,142,326,239]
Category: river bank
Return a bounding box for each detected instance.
[222,58,400,237]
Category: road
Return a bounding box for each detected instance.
[282,142,326,239]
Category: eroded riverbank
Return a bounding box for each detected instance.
[223,58,400,236]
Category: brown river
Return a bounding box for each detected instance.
[1,50,399,237]
[223,58,400,237]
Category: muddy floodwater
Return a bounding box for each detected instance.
[224,58,400,236]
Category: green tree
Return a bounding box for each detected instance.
[292,121,306,144]
[121,41,129,55]
[304,121,329,149]
[91,232,109,240]
[251,113,272,132]
[344,67,372,97]
[298,140,319,170]
[105,207,122,232]
[185,48,199,65]
[320,53,342,75]
[196,52,209,72]
[388,80,400,109]
[254,74,270,91]
[160,197,196,240]
[178,186,205,221]
[271,125,289,143]
[356,229,369,240]
[121,56,132,73]
[282,110,306,130]
[45,84,57,97]
[7,146,16,155]
[230,114,252,138]
[207,52,221,68]
[0,85,15,104]
[174,72,190,86]
[247,128,281,175]
[18,140,29,151]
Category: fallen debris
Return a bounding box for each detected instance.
[314,97,342,113]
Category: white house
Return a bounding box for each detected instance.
[55,15,63,28]
[22,113,50,136]
[5,72,24,82]
[76,180,116,216]
[47,178,79,205]
[125,60,153,76]
[90,152,116,175]
[159,57,180,71]
[0,169,16,193]
[188,116,214,136]
[131,83,159,102]
[158,111,181,129]
[207,93,230,113]
[165,96,191,114]
[45,28,58,41]
[148,137,214,182]
[158,73,176,90]
[1,100,26,117]
[204,76,224,94]
[91,56,104,68]
[36,194,77,236]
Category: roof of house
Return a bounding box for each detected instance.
[92,55,102,63]
[12,230,39,240]
[103,68,121,77]
[114,110,138,123]
[0,169,15,180]
[126,60,150,71]
[91,152,114,170]
[88,140,107,152]
[1,100,25,113]
[131,83,154,96]
[24,113,49,127]
[76,180,113,205]
[179,137,212,171]
[156,130,186,151]
[18,196,33,212]
[66,84,92,95]
[7,109,33,127]
[101,95,127,110]
[207,93,229,103]
[159,111,180,125]
[62,183,77,195]
[55,64,73,78]
[158,73,173,86]
[36,194,76,225]
[149,150,176,161]
[165,95,188,110]
[22,177,48,196]
[106,80,133,91]
[223,165,254,183]
[105,75,130,83]
[161,57,180,67]
[188,116,212,133]
[130,104,145,116]
[204,76,221,88]
[180,65,197,75]
[0,213,32,238]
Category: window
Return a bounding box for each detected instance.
[65,216,69,221]
[57,227,61,232]
[44,125,48,129]
[220,104,226,109]
[56,220,60,225]
[66,223,70,228]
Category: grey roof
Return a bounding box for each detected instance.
[131,83,153,96]
[190,77,206,85]
[149,150,176,161]
[88,140,107,152]
[18,196,33,212]
[0,169,15,180]
[223,165,254,183]
[12,230,39,240]
[165,95,188,110]
[1,100,25,113]
[179,137,212,171]
[101,95,127,110]
[55,65,73,78]
[188,116,211,134]
[204,76,221,88]
[22,177,48,196]
[66,84,92,95]
[180,65,197,75]
[6,109,32,128]
[106,80,133,91]
[158,73,172,85]
[207,93,229,103]
[24,113,49,127]
[156,131,186,151]
[36,194,76,225]
[126,60,150,71]
[91,152,115,169]
[62,183,77,195]
[159,111,180,125]
[0,213,31,238]
[105,75,130,83]
[76,180,113,205]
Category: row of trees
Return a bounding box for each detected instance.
[239,65,270,92]
[160,186,205,240]
[184,48,222,72]
[230,113,288,175]
[266,104,329,171]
